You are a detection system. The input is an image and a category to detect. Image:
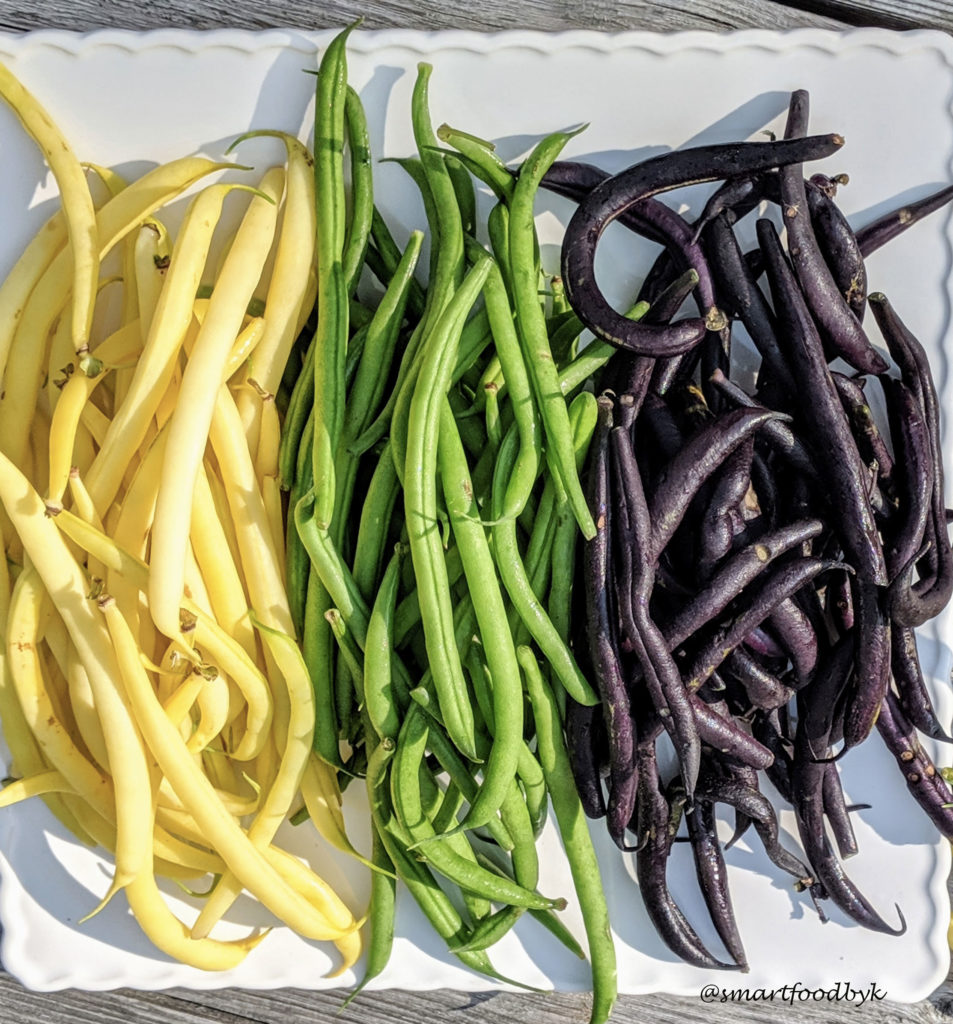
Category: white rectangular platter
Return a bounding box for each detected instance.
[0,25,951,1002]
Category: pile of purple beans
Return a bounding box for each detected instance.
[553,89,953,971]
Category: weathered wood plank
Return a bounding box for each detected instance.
[778,0,953,32]
[0,0,850,33]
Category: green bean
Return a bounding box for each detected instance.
[403,257,491,761]
[449,905,524,953]
[351,441,401,605]
[490,420,598,707]
[342,86,374,297]
[342,820,396,1008]
[296,492,371,641]
[445,153,476,238]
[301,571,341,767]
[437,123,515,203]
[311,26,354,527]
[344,322,369,392]
[467,237,541,520]
[287,410,314,637]
[389,68,468,482]
[476,848,587,960]
[370,742,539,990]
[278,334,315,489]
[483,381,502,452]
[393,544,463,646]
[438,398,523,832]
[344,231,423,448]
[389,708,561,910]
[448,387,488,458]
[487,202,514,304]
[523,475,558,611]
[419,712,515,853]
[508,128,595,539]
[369,207,427,318]
[551,274,569,316]
[549,390,598,661]
[432,779,465,835]
[364,546,404,742]
[325,607,365,716]
[520,647,617,1024]
[417,765,492,923]
[450,309,494,384]
[517,744,549,840]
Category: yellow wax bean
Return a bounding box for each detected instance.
[99,596,353,942]
[0,157,238,470]
[52,510,272,762]
[150,168,284,649]
[190,614,315,938]
[242,133,316,396]
[0,60,99,357]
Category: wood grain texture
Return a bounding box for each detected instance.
[1,1,952,1023]
[0,0,850,32]
[776,0,953,31]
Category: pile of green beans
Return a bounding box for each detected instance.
[277,25,617,1024]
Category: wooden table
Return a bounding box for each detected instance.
[1,0,952,1021]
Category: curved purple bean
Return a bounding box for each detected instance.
[822,763,859,860]
[876,690,953,840]
[584,397,636,847]
[857,182,953,257]
[634,742,739,970]
[565,699,608,819]
[870,294,953,624]
[543,160,720,320]
[685,800,749,971]
[684,557,850,694]
[561,133,846,357]
[723,647,795,711]
[880,376,932,580]
[611,424,702,799]
[778,90,888,375]
[758,217,887,586]
[648,406,789,560]
[892,625,953,744]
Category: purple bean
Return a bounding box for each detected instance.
[543,160,721,320]
[634,742,739,970]
[857,182,953,257]
[703,213,796,399]
[611,425,702,799]
[778,91,888,375]
[686,800,749,971]
[584,396,636,848]
[723,647,795,711]
[806,183,867,322]
[768,598,819,686]
[892,625,952,744]
[757,217,887,586]
[648,406,789,561]
[870,294,953,625]
[684,558,850,694]
[822,763,859,859]
[693,696,775,769]
[880,376,932,580]
[565,699,608,819]
[876,690,953,840]
[561,133,846,357]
